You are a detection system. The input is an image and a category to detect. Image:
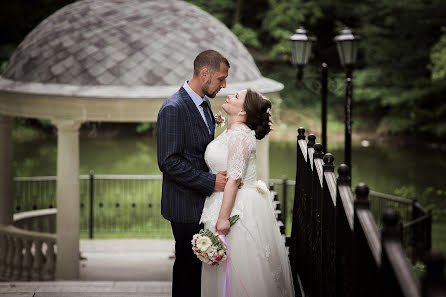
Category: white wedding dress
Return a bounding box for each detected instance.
[200,125,295,297]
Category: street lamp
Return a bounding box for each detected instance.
[334,27,360,174]
[289,26,327,152]
[289,27,316,81]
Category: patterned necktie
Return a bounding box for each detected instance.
[200,100,214,134]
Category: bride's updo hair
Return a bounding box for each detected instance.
[243,89,272,140]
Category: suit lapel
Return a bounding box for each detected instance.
[179,87,212,137]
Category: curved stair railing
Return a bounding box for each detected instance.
[0,209,57,281]
[288,127,446,297]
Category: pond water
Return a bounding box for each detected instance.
[13,132,446,249]
[14,134,445,195]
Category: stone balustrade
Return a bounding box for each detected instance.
[0,209,57,281]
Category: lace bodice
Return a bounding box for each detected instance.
[205,125,257,184]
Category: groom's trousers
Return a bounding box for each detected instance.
[170,221,203,297]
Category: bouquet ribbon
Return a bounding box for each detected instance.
[218,234,232,297]
[218,234,250,297]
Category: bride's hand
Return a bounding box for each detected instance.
[216,218,230,236]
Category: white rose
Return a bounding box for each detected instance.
[207,246,217,258]
[197,254,209,264]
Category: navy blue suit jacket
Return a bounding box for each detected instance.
[157,87,216,223]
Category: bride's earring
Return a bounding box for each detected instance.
[238,110,243,116]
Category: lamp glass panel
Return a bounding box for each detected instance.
[303,43,312,64]
[337,40,359,65]
[290,40,311,65]
[336,43,345,66]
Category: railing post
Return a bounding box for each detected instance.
[312,143,324,297]
[380,209,420,297]
[353,183,379,297]
[282,176,288,235]
[421,251,446,297]
[290,127,306,291]
[322,153,336,297]
[89,170,94,239]
[336,164,353,297]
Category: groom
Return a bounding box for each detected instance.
[157,50,230,297]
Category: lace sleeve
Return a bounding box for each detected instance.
[226,127,255,181]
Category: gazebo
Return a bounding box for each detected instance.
[0,0,283,279]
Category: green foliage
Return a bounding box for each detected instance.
[136,122,155,134]
[0,61,7,74]
[231,23,260,49]
[185,0,234,26]
[430,28,446,80]
[4,0,446,138]
[395,185,446,223]
[412,262,425,279]
[261,0,323,60]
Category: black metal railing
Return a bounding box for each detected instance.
[287,127,445,297]
[369,191,432,264]
[14,174,170,238]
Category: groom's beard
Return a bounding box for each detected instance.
[202,78,219,98]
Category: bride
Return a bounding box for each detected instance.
[199,89,295,297]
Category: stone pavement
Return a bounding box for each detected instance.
[0,281,171,297]
[0,239,175,297]
[79,239,175,281]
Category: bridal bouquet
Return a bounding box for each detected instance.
[191,215,239,266]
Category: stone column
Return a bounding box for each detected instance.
[256,135,270,182]
[0,115,13,225]
[53,119,82,280]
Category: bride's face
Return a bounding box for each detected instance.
[222,89,247,116]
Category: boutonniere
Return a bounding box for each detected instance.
[214,111,226,128]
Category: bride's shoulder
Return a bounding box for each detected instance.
[229,124,255,136]
[228,125,256,145]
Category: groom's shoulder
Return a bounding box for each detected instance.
[162,87,188,108]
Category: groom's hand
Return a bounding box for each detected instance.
[214,171,227,192]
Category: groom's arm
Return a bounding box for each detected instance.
[157,103,216,197]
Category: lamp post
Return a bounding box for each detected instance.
[334,28,360,174]
[289,26,359,176]
[289,27,328,151]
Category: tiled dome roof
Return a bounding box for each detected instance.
[2,0,265,87]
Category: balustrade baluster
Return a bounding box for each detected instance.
[0,232,6,279]
[42,240,55,280]
[20,238,32,281]
[32,240,43,280]
[4,234,13,279]
[11,236,23,280]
